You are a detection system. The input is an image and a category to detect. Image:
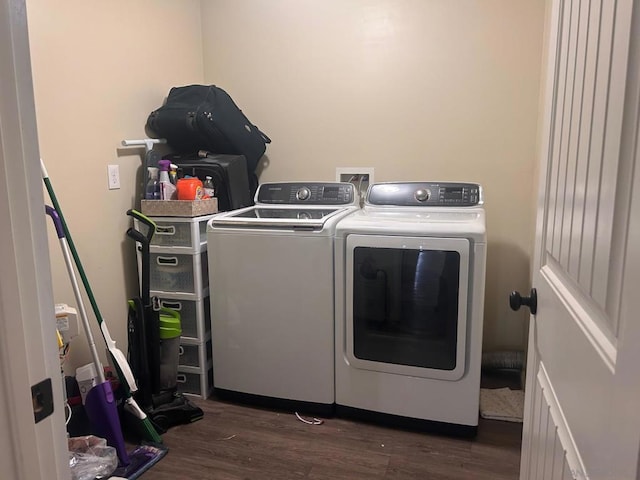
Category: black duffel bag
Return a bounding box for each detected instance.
[146,85,271,193]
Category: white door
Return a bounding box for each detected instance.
[0,0,70,478]
[520,0,640,479]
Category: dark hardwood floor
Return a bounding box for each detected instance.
[142,396,522,480]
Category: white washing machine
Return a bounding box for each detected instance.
[334,182,486,435]
[207,182,359,414]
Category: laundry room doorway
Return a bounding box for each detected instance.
[518,0,640,478]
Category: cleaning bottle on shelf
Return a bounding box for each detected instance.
[158,159,176,200]
[169,164,178,185]
[145,167,160,200]
[203,176,215,198]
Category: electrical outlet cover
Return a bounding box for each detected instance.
[108,164,120,189]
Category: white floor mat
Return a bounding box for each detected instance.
[480,387,524,423]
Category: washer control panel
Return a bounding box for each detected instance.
[256,182,356,205]
[367,182,483,207]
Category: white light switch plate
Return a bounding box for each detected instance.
[108,164,120,190]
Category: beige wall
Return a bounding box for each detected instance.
[26,0,204,372]
[27,0,545,372]
[201,0,546,352]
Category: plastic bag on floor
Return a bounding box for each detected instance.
[68,435,117,480]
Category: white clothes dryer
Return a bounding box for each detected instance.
[334,182,486,436]
[207,182,359,415]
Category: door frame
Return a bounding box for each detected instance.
[0,0,69,477]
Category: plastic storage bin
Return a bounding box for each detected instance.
[176,367,213,398]
[157,296,210,340]
[135,214,215,253]
[179,339,213,369]
[137,214,215,399]
[148,251,208,294]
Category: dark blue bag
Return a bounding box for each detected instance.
[146,85,271,195]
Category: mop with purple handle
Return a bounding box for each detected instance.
[41,159,161,445]
[45,206,130,466]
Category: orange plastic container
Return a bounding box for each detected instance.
[176,178,204,200]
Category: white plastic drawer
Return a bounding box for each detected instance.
[176,367,213,398]
[148,251,208,294]
[179,339,212,369]
[135,215,215,253]
[157,296,210,340]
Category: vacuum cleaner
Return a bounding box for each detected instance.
[126,209,204,431]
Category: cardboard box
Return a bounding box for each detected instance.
[141,198,218,217]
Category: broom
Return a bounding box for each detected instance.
[41,159,162,445]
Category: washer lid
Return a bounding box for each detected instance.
[210,205,353,230]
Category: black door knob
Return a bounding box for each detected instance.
[509,288,537,315]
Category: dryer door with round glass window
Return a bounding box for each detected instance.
[345,234,470,381]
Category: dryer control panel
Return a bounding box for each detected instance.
[367,182,483,207]
[256,182,357,205]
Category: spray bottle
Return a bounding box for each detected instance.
[145,167,160,200]
[158,159,176,200]
[169,163,178,185]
